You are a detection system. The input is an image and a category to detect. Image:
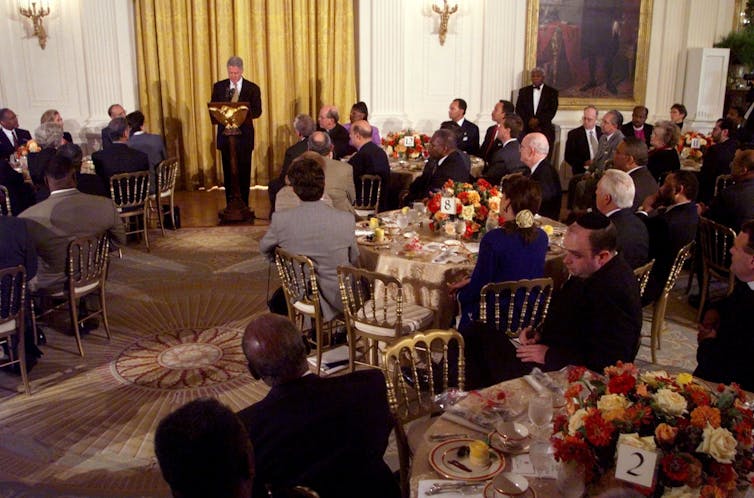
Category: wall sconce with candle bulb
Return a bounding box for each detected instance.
[18,1,51,49]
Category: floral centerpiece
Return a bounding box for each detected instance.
[381,129,431,160]
[14,139,40,158]
[553,362,754,497]
[677,131,713,162]
[426,179,503,240]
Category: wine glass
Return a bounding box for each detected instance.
[455,219,467,240]
[396,213,409,233]
[528,392,553,439]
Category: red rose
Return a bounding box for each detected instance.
[584,410,614,447]
[457,191,469,204]
[661,453,690,483]
[608,372,636,395]
[477,205,489,220]
[476,178,492,190]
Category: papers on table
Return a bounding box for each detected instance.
[307,345,350,376]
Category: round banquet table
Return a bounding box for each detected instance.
[357,211,568,328]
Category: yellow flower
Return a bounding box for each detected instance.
[542,224,554,235]
[676,372,693,386]
[597,394,630,421]
[467,191,481,205]
[460,205,475,221]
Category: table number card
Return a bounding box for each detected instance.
[403,136,415,147]
[615,443,658,488]
[690,137,700,149]
[440,196,457,215]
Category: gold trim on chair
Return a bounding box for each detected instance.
[150,157,179,237]
[0,265,30,395]
[479,278,554,338]
[110,171,151,251]
[353,174,382,218]
[697,217,736,322]
[633,259,655,301]
[0,185,11,216]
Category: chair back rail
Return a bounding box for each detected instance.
[479,278,554,338]
[338,265,404,331]
[0,265,29,394]
[0,185,11,215]
[633,259,655,300]
[697,217,737,321]
[110,171,150,211]
[713,174,734,199]
[354,174,382,213]
[156,158,179,197]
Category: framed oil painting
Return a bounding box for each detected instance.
[525,0,653,109]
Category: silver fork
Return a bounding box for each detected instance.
[426,481,485,495]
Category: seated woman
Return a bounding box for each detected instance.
[450,175,549,329]
[343,101,380,145]
[40,109,73,144]
[647,120,681,183]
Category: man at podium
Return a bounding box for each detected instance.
[211,56,262,208]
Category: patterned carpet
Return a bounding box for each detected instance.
[0,225,707,497]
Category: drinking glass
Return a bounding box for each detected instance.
[455,220,467,240]
[396,214,409,232]
[528,393,553,439]
[529,441,552,478]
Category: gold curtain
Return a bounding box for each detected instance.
[134,0,357,190]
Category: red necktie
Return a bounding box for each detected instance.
[484,126,499,157]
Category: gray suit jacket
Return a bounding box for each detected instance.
[260,201,359,321]
[129,132,167,193]
[591,130,624,173]
[324,157,356,215]
[19,189,126,290]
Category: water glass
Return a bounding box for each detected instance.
[528,393,553,438]
[557,461,586,498]
[529,441,552,477]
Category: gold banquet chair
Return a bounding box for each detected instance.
[697,217,737,322]
[110,170,151,251]
[353,174,382,219]
[713,174,735,199]
[274,248,342,374]
[478,278,554,338]
[32,234,112,357]
[150,157,179,236]
[382,330,465,498]
[337,266,435,371]
[0,265,30,395]
[0,185,11,215]
[642,241,694,363]
[633,259,655,301]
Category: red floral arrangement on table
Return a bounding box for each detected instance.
[381,129,431,160]
[676,131,713,161]
[553,362,754,497]
[425,179,503,240]
[14,139,40,158]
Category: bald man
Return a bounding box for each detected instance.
[348,120,390,209]
[237,314,400,498]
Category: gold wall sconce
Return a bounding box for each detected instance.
[432,0,458,46]
[18,1,51,49]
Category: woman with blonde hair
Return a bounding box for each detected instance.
[40,109,73,143]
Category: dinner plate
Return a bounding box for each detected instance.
[356,235,391,247]
[424,242,445,251]
[483,482,536,497]
[428,439,505,481]
[443,239,462,246]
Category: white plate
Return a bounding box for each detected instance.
[429,439,505,481]
[424,242,445,251]
[483,482,536,498]
[444,239,462,246]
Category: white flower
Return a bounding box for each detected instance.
[653,388,687,416]
[696,423,737,464]
[567,408,588,435]
[618,432,656,451]
[487,196,501,214]
[460,205,475,221]
[597,394,630,413]
[661,485,700,498]
[640,370,669,386]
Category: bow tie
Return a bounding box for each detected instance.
[533,85,542,90]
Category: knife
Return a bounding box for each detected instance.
[447,459,473,473]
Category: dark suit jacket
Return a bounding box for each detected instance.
[92,142,150,195]
[480,124,502,163]
[629,166,658,211]
[406,150,470,203]
[609,208,649,269]
[699,138,738,203]
[323,123,351,160]
[269,139,310,206]
[211,78,263,151]
[348,141,391,208]
[564,126,602,175]
[0,128,31,161]
[708,177,754,231]
[238,370,400,498]
[620,123,653,148]
[101,126,114,149]
[529,160,562,220]
[641,202,699,303]
[515,84,558,145]
[442,119,480,156]
[0,159,35,215]
[482,140,525,185]
[0,214,37,279]
[647,147,681,183]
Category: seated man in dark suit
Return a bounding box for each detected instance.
[694,220,754,392]
[620,106,653,148]
[564,105,602,180]
[100,104,126,150]
[520,132,562,220]
[404,128,470,204]
[0,158,35,215]
[698,118,738,204]
[480,114,526,186]
[596,170,649,269]
[92,117,149,196]
[155,398,255,498]
[57,143,109,198]
[317,105,351,159]
[126,110,167,194]
[348,120,390,210]
[638,170,700,304]
[269,114,316,211]
[0,108,32,161]
[612,137,658,211]
[707,148,754,231]
[238,314,400,498]
[442,98,480,156]
[464,213,642,387]
[479,99,514,163]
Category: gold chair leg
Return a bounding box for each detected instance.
[169,193,176,230]
[70,298,85,357]
[315,316,323,375]
[15,326,31,395]
[347,327,357,372]
[697,270,709,323]
[143,211,150,252]
[156,197,165,237]
[100,286,111,340]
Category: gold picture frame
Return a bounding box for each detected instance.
[525,0,653,109]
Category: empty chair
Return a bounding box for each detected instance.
[478,278,554,338]
[0,265,30,394]
[110,171,150,251]
[353,174,382,218]
[338,265,435,371]
[150,157,179,236]
[697,217,737,321]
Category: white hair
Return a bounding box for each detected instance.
[599,169,635,209]
[526,133,549,156]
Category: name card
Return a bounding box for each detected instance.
[690,137,701,149]
[440,196,457,215]
[615,443,658,488]
[403,136,415,147]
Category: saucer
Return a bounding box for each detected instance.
[483,482,536,497]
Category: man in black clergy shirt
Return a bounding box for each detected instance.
[211,56,262,208]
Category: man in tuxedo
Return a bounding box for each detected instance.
[521,132,561,220]
[268,114,316,211]
[211,56,262,207]
[156,398,255,498]
[126,110,167,195]
[638,170,699,304]
[620,106,653,148]
[481,114,526,186]
[259,156,359,322]
[479,99,514,163]
[515,68,559,149]
[612,138,658,211]
[348,121,390,209]
[0,108,32,161]
[694,220,754,392]
[238,313,400,498]
[405,128,470,204]
[100,104,126,150]
[0,158,35,214]
[565,106,602,179]
[698,118,738,204]
[309,130,355,215]
[92,117,150,196]
[442,98,480,156]
[596,170,649,269]
[317,105,351,159]
[19,156,125,291]
[707,149,754,231]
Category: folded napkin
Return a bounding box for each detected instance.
[440,411,492,434]
[523,374,546,394]
[355,229,374,237]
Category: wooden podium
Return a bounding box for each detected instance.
[208,102,254,223]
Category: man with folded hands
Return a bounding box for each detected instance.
[238,313,400,498]
[464,212,642,388]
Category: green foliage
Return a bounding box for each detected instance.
[715,28,754,67]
